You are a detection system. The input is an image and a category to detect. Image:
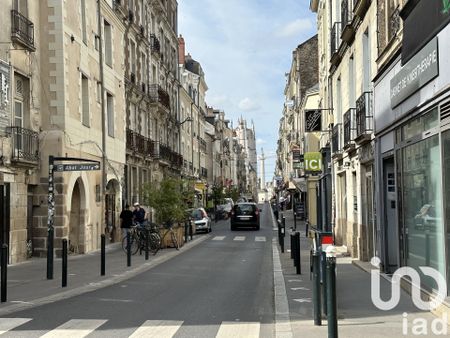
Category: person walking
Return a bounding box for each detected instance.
[120,204,133,238]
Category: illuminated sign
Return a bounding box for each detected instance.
[304,152,322,172]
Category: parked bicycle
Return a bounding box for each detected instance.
[152,223,179,255]
[121,223,161,255]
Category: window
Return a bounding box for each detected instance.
[81,74,89,127]
[81,0,87,44]
[107,93,114,137]
[362,30,371,92]
[349,55,355,106]
[130,40,136,76]
[104,20,112,67]
[14,0,28,16]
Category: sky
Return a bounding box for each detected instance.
[178,0,317,184]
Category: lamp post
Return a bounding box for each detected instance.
[177,116,193,177]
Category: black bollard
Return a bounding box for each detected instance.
[295,232,301,275]
[189,221,193,240]
[290,232,294,260]
[126,232,131,267]
[277,220,281,246]
[280,216,285,253]
[101,234,105,276]
[305,220,309,238]
[326,252,338,338]
[62,239,67,287]
[312,250,322,326]
[145,228,149,260]
[322,251,328,316]
[293,212,297,230]
[47,227,54,280]
[1,244,7,302]
[185,221,189,243]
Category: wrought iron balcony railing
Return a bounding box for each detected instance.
[126,129,155,157]
[149,84,170,110]
[343,108,357,149]
[330,22,342,57]
[7,126,39,163]
[355,91,373,143]
[11,10,35,51]
[150,34,161,54]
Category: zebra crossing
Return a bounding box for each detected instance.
[211,235,267,242]
[0,318,264,337]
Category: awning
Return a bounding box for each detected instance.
[292,178,307,192]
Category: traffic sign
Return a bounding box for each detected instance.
[54,163,100,172]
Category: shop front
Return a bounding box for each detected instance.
[374,21,450,294]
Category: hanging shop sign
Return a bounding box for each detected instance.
[390,37,439,108]
[304,152,322,172]
[305,110,322,132]
[0,60,10,136]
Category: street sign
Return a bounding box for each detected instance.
[54,163,100,172]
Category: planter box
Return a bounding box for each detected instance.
[159,225,185,248]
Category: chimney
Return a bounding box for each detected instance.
[178,35,185,65]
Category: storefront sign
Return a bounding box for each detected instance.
[293,161,303,170]
[0,60,10,136]
[390,38,439,108]
[304,152,322,172]
[305,110,322,132]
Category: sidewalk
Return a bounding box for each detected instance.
[274,210,441,338]
[0,234,209,316]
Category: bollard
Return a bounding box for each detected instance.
[1,244,7,302]
[289,229,295,258]
[280,217,285,253]
[126,232,131,267]
[305,220,309,238]
[62,239,67,287]
[101,234,105,276]
[145,228,149,260]
[312,250,322,326]
[295,232,301,275]
[322,251,328,316]
[292,232,298,267]
[293,212,297,230]
[185,221,189,243]
[277,220,281,245]
[47,227,54,280]
[189,221,193,240]
[326,247,338,338]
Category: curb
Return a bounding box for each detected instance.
[0,235,210,316]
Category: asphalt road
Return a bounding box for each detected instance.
[1,204,275,338]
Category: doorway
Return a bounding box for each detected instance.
[69,180,83,253]
[383,157,399,273]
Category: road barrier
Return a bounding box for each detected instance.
[62,239,67,287]
[101,234,106,275]
[1,244,7,302]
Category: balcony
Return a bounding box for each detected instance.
[343,109,357,151]
[330,22,342,66]
[341,0,355,43]
[126,129,154,157]
[11,10,35,51]
[7,126,39,164]
[355,92,373,144]
[150,34,161,55]
[149,84,170,110]
[331,124,343,160]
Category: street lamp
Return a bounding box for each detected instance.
[178,116,193,126]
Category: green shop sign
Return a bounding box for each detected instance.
[304,152,322,172]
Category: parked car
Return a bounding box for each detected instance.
[191,208,211,233]
[230,203,261,231]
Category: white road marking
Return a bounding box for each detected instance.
[292,298,312,303]
[212,236,226,241]
[290,287,310,291]
[288,279,302,282]
[215,321,260,338]
[40,319,107,338]
[0,318,32,334]
[255,236,266,242]
[233,236,246,241]
[129,320,183,338]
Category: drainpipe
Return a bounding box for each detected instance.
[97,0,107,236]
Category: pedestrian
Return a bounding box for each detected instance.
[120,204,133,238]
[133,202,147,227]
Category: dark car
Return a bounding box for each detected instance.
[230,203,260,231]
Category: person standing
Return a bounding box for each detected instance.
[133,202,147,227]
[120,204,133,238]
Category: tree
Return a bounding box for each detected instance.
[225,187,240,203]
[211,183,225,206]
[143,177,186,225]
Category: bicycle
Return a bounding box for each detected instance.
[121,223,161,255]
[152,223,179,255]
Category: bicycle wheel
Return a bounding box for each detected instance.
[122,235,139,255]
[149,233,161,254]
[171,231,179,250]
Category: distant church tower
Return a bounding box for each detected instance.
[260,148,266,190]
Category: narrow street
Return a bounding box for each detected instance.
[0,204,275,337]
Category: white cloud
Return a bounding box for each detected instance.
[256,138,267,145]
[238,97,261,112]
[275,18,313,38]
